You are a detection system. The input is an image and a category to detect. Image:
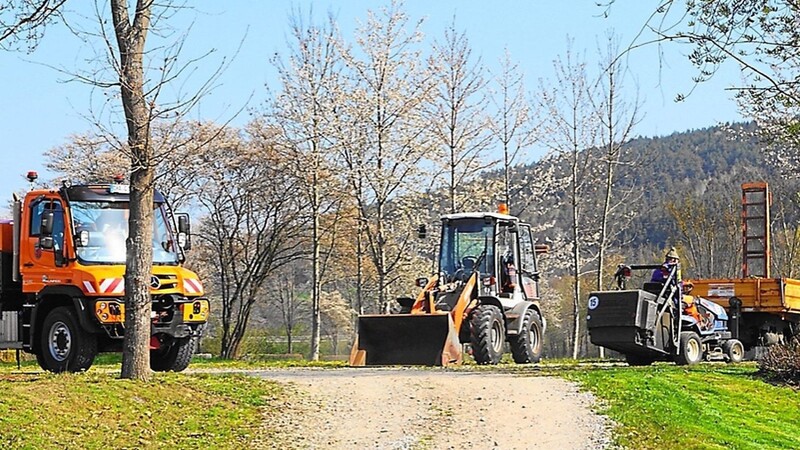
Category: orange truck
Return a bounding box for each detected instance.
[0,173,209,372]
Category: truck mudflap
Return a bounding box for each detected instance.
[349,313,462,366]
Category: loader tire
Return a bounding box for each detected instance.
[675,331,703,366]
[37,306,97,373]
[470,305,505,365]
[151,336,196,372]
[510,308,543,363]
[723,339,744,364]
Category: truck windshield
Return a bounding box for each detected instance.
[70,201,179,265]
[439,219,495,282]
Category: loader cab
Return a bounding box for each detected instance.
[438,213,541,300]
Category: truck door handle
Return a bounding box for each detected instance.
[23,262,34,267]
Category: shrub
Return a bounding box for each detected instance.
[758,341,800,384]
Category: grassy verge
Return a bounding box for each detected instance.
[556,363,800,450]
[0,369,289,449]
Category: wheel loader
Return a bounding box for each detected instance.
[349,208,547,366]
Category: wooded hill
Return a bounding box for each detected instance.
[506,121,800,282]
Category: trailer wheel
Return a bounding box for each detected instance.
[675,331,703,366]
[723,339,744,363]
[37,306,97,373]
[625,353,654,366]
[151,336,196,372]
[510,308,543,363]
[470,305,505,365]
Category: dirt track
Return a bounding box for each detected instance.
[254,367,611,449]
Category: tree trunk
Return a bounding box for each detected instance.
[112,0,153,382]
[310,180,321,361]
[571,157,581,360]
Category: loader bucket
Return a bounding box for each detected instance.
[349,313,463,366]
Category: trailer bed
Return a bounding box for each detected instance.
[688,277,800,315]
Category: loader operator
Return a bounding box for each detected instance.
[500,250,517,293]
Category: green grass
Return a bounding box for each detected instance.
[556,362,800,450]
[3,353,797,450]
[0,368,289,449]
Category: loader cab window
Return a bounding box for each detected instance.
[439,218,494,283]
[518,224,537,275]
[497,223,519,293]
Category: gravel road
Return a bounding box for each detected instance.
[252,367,612,450]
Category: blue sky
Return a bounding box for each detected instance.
[0,1,742,202]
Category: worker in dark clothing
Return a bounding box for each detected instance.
[651,247,681,283]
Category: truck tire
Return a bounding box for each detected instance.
[151,336,196,372]
[509,308,543,363]
[675,331,703,366]
[723,339,745,363]
[470,304,505,365]
[625,353,654,366]
[37,306,97,373]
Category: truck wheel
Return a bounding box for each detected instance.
[625,353,654,366]
[723,339,744,363]
[675,331,703,366]
[470,305,505,365]
[510,308,543,363]
[37,306,97,373]
[151,336,196,372]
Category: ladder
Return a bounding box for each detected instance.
[742,182,771,278]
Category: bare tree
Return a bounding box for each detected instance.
[489,49,537,212]
[0,0,64,50]
[336,0,435,312]
[666,195,741,279]
[269,10,345,361]
[193,126,306,359]
[429,18,493,213]
[592,33,642,294]
[269,267,309,355]
[319,290,353,355]
[537,40,601,359]
[107,0,160,380]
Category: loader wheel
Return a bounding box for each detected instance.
[151,336,196,372]
[723,339,745,364]
[37,306,97,373]
[510,308,543,363]
[675,331,703,366]
[470,305,505,365]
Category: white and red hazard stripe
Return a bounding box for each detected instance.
[183,278,203,294]
[83,281,96,294]
[98,278,125,294]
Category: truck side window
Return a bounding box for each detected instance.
[29,200,45,237]
[29,200,65,250]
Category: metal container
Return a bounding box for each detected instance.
[0,311,21,347]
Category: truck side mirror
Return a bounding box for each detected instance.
[39,210,54,249]
[176,213,191,251]
[40,210,54,236]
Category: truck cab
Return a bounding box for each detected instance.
[0,180,209,373]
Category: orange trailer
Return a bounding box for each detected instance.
[687,182,800,347]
